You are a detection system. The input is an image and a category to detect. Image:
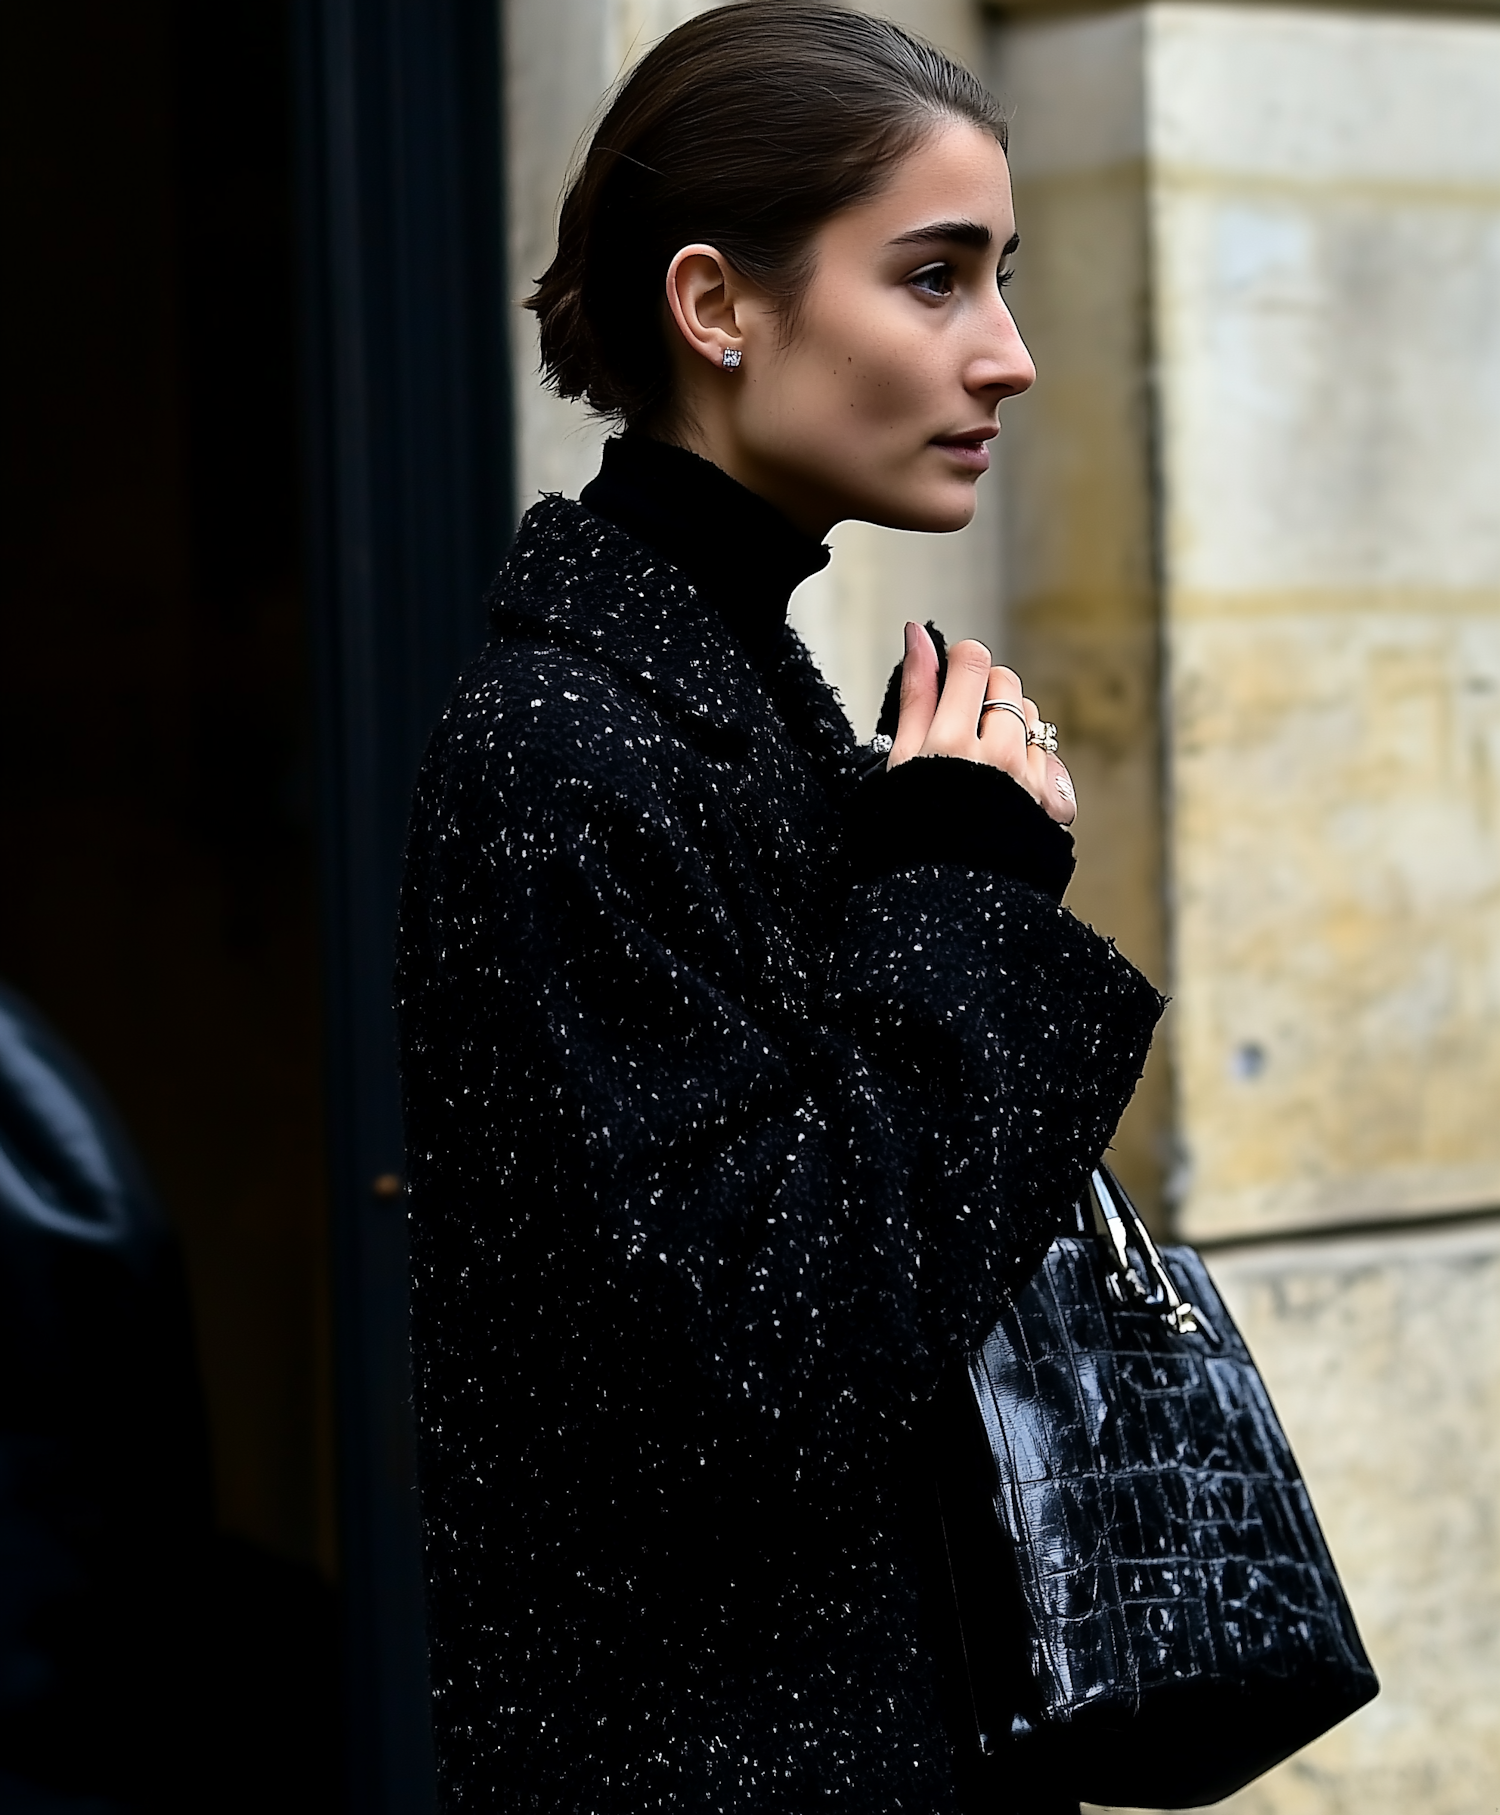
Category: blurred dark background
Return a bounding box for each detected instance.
[2,3,333,1806]
[2,0,329,1574]
[0,0,510,1807]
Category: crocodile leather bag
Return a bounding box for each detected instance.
[934,1169,1378,1809]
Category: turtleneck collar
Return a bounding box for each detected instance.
[578,435,831,673]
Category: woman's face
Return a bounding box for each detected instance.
[666,120,1035,539]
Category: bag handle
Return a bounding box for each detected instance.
[1087,1167,1220,1346]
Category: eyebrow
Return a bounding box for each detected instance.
[888,221,1021,256]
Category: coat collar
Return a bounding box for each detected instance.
[488,495,793,745]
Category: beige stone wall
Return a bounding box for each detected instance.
[997,6,1500,1811]
[989,7,1172,1219]
[1181,1223,1500,1815]
[1150,3,1500,1244]
[993,0,1500,1232]
[505,0,710,510]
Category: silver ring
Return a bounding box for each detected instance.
[1027,720,1059,754]
[980,698,1028,728]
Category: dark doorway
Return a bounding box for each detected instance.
[3,1,511,1808]
[291,0,513,1795]
[1,0,333,1566]
[1,2,334,1806]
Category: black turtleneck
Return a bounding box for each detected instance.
[580,434,829,674]
[580,434,1075,903]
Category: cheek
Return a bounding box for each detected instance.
[783,299,938,442]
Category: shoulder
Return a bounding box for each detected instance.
[427,496,684,775]
[421,634,672,815]
[485,493,688,642]
[429,495,774,792]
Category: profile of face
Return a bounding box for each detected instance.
[664,119,1036,541]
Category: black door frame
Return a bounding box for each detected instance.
[292,4,513,1806]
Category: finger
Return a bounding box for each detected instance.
[1018,697,1047,792]
[1020,700,1065,810]
[1042,754,1077,826]
[976,666,1029,777]
[926,640,995,754]
[888,622,939,768]
[1025,741,1050,803]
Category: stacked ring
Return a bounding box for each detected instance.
[979,699,1061,756]
[980,698,1029,729]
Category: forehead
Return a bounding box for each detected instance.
[828,120,1015,248]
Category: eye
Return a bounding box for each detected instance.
[998,265,1016,291]
[908,261,954,298]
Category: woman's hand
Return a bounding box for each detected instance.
[887,622,1077,826]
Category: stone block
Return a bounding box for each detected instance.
[992,1,1500,1237]
[1086,1217,1500,1813]
[989,6,1173,1215]
[1148,5,1500,1239]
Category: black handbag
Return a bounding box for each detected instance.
[931,1167,1378,1810]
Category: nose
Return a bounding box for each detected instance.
[969,296,1036,401]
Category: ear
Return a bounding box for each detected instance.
[664,243,746,370]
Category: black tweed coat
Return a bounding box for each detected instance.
[396,488,1162,1813]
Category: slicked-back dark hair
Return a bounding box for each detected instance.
[527,2,1006,428]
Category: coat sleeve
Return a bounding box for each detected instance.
[396,673,1163,1445]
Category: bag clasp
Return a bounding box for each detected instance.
[1088,1167,1220,1346]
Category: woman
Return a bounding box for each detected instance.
[396,7,1162,1810]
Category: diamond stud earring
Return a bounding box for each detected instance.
[721,348,743,370]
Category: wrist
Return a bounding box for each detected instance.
[844,754,1076,902]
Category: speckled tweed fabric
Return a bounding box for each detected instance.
[396,494,1164,1812]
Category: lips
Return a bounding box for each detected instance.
[931,429,996,473]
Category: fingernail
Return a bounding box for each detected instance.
[904,621,918,653]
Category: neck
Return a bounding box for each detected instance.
[578,435,831,672]
[662,411,842,541]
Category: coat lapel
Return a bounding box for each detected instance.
[489,498,771,745]
[488,496,870,809]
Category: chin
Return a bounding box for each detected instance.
[868,480,979,535]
